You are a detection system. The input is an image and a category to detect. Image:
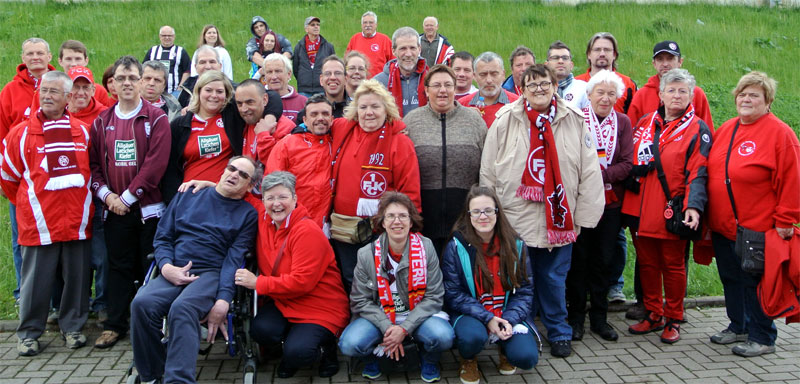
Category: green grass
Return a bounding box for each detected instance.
[6,0,795,318]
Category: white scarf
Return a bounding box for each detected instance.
[583,105,618,170]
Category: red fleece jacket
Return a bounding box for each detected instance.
[0,63,56,142]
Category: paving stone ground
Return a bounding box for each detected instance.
[1,306,798,383]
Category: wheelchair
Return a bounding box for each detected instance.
[125,253,259,384]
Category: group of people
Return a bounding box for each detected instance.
[1,9,799,384]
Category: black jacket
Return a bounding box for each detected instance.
[292,35,336,95]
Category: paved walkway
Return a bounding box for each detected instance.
[0,305,798,383]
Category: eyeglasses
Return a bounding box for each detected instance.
[346,66,367,73]
[468,208,498,218]
[226,164,251,179]
[384,213,410,222]
[548,55,571,62]
[113,75,141,83]
[322,71,344,78]
[525,81,552,92]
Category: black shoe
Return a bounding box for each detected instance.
[625,302,646,320]
[318,346,340,378]
[570,322,584,341]
[591,323,619,341]
[550,340,572,358]
[276,360,297,379]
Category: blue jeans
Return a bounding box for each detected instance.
[89,202,107,311]
[10,202,22,300]
[611,228,627,290]
[453,315,538,369]
[338,316,454,364]
[712,232,777,346]
[529,245,572,342]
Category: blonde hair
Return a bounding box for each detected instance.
[732,71,777,106]
[188,70,233,114]
[342,79,401,123]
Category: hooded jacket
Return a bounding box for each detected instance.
[245,16,292,62]
[373,58,428,116]
[0,63,57,142]
[292,35,336,95]
[501,74,521,96]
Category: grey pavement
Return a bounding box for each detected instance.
[0,304,798,383]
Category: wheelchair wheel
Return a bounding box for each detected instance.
[243,370,256,384]
[125,372,140,384]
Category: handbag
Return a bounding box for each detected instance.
[724,120,766,274]
[651,122,702,240]
[330,212,372,244]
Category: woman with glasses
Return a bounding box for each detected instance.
[480,64,604,358]
[622,68,711,344]
[404,65,487,255]
[338,191,453,383]
[441,186,538,384]
[344,51,369,100]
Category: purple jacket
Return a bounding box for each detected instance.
[601,112,633,209]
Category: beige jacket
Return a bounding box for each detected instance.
[480,97,605,249]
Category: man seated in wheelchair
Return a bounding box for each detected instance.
[130,156,258,384]
[338,192,455,383]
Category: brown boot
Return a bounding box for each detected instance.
[459,358,480,384]
[498,351,516,375]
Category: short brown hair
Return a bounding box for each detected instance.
[59,40,87,60]
[371,192,423,234]
[522,64,558,88]
[423,64,455,86]
[733,71,777,106]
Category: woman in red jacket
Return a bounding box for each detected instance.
[706,72,800,357]
[234,171,350,378]
[328,79,421,294]
[622,68,712,344]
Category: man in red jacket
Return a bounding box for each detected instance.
[627,41,714,129]
[2,71,94,356]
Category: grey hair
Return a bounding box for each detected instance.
[391,26,420,49]
[194,45,220,65]
[228,156,260,186]
[261,171,297,195]
[42,71,73,93]
[585,70,624,97]
[423,16,438,26]
[263,52,292,74]
[22,37,50,54]
[474,51,504,73]
[142,60,168,81]
[659,68,695,95]
[362,11,377,23]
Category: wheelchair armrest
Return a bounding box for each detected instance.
[147,252,155,262]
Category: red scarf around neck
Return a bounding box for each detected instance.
[39,111,85,190]
[633,104,696,167]
[305,35,320,67]
[387,59,428,115]
[374,232,427,324]
[518,98,577,245]
[356,124,395,217]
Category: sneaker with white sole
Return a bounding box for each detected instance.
[18,338,39,356]
[732,340,775,357]
[607,286,626,303]
[710,329,747,345]
[47,308,59,325]
[62,331,87,349]
[459,358,480,384]
[498,352,516,375]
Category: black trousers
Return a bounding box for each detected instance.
[331,238,371,295]
[250,301,337,370]
[566,208,621,326]
[103,210,158,335]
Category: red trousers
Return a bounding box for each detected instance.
[633,236,687,320]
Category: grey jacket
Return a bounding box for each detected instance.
[350,233,443,334]
[373,59,423,116]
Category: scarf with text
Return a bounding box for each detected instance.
[39,111,84,190]
[305,35,320,67]
[519,97,576,244]
[356,124,394,216]
[374,232,427,324]
[632,104,696,167]
[386,58,428,116]
[584,105,619,204]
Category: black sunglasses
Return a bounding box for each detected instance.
[226,164,251,179]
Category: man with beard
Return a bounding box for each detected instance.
[374,26,428,117]
[545,41,589,110]
[141,61,181,121]
[266,94,336,229]
[235,79,291,165]
[451,51,477,99]
[458,51,519,128]
[575,32,638,114]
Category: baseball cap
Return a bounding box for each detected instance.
[304,16,320,27]
[652,41,681,58]
[68,66,94,83]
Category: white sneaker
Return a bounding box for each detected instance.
[607,287,626,303]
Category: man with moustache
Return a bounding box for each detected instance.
[347,11,393,78]
[545,41,589,110]
[451,51,477,99]
[575,33,638,114]
[374,26,428,117]
[459,51,519,128]
[141,61,181,121]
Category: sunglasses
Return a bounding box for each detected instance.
[226,164,251,179]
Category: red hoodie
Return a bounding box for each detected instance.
[69,97,108,126]
[254,203,350,335]
[627,74,714,130]
[0,63,56,142]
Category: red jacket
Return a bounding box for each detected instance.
[330,118,422,216]
[346,32,394,78]
[707,114,800,240]
[69,97,108,127]
[575,69,638,114]
[266,131,333,227]
[627,75,714,130]
[1,113,94,246]
[621,111,712,239]
[0,64,56,142]
[242,115,295,164]
[254,203,350,335]
[458,90,519,129]
[760,228,800,323]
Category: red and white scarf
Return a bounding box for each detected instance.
[40,112,84,191]
[386,59,428,116]
[305,35,320,67]
[518,98,577,245]
[633,104,696,167]
[374,232,427,324]
[584,105,619,204]
[356,124,395,216]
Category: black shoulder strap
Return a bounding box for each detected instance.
[724,120,742,223]
[651,120,673,201]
